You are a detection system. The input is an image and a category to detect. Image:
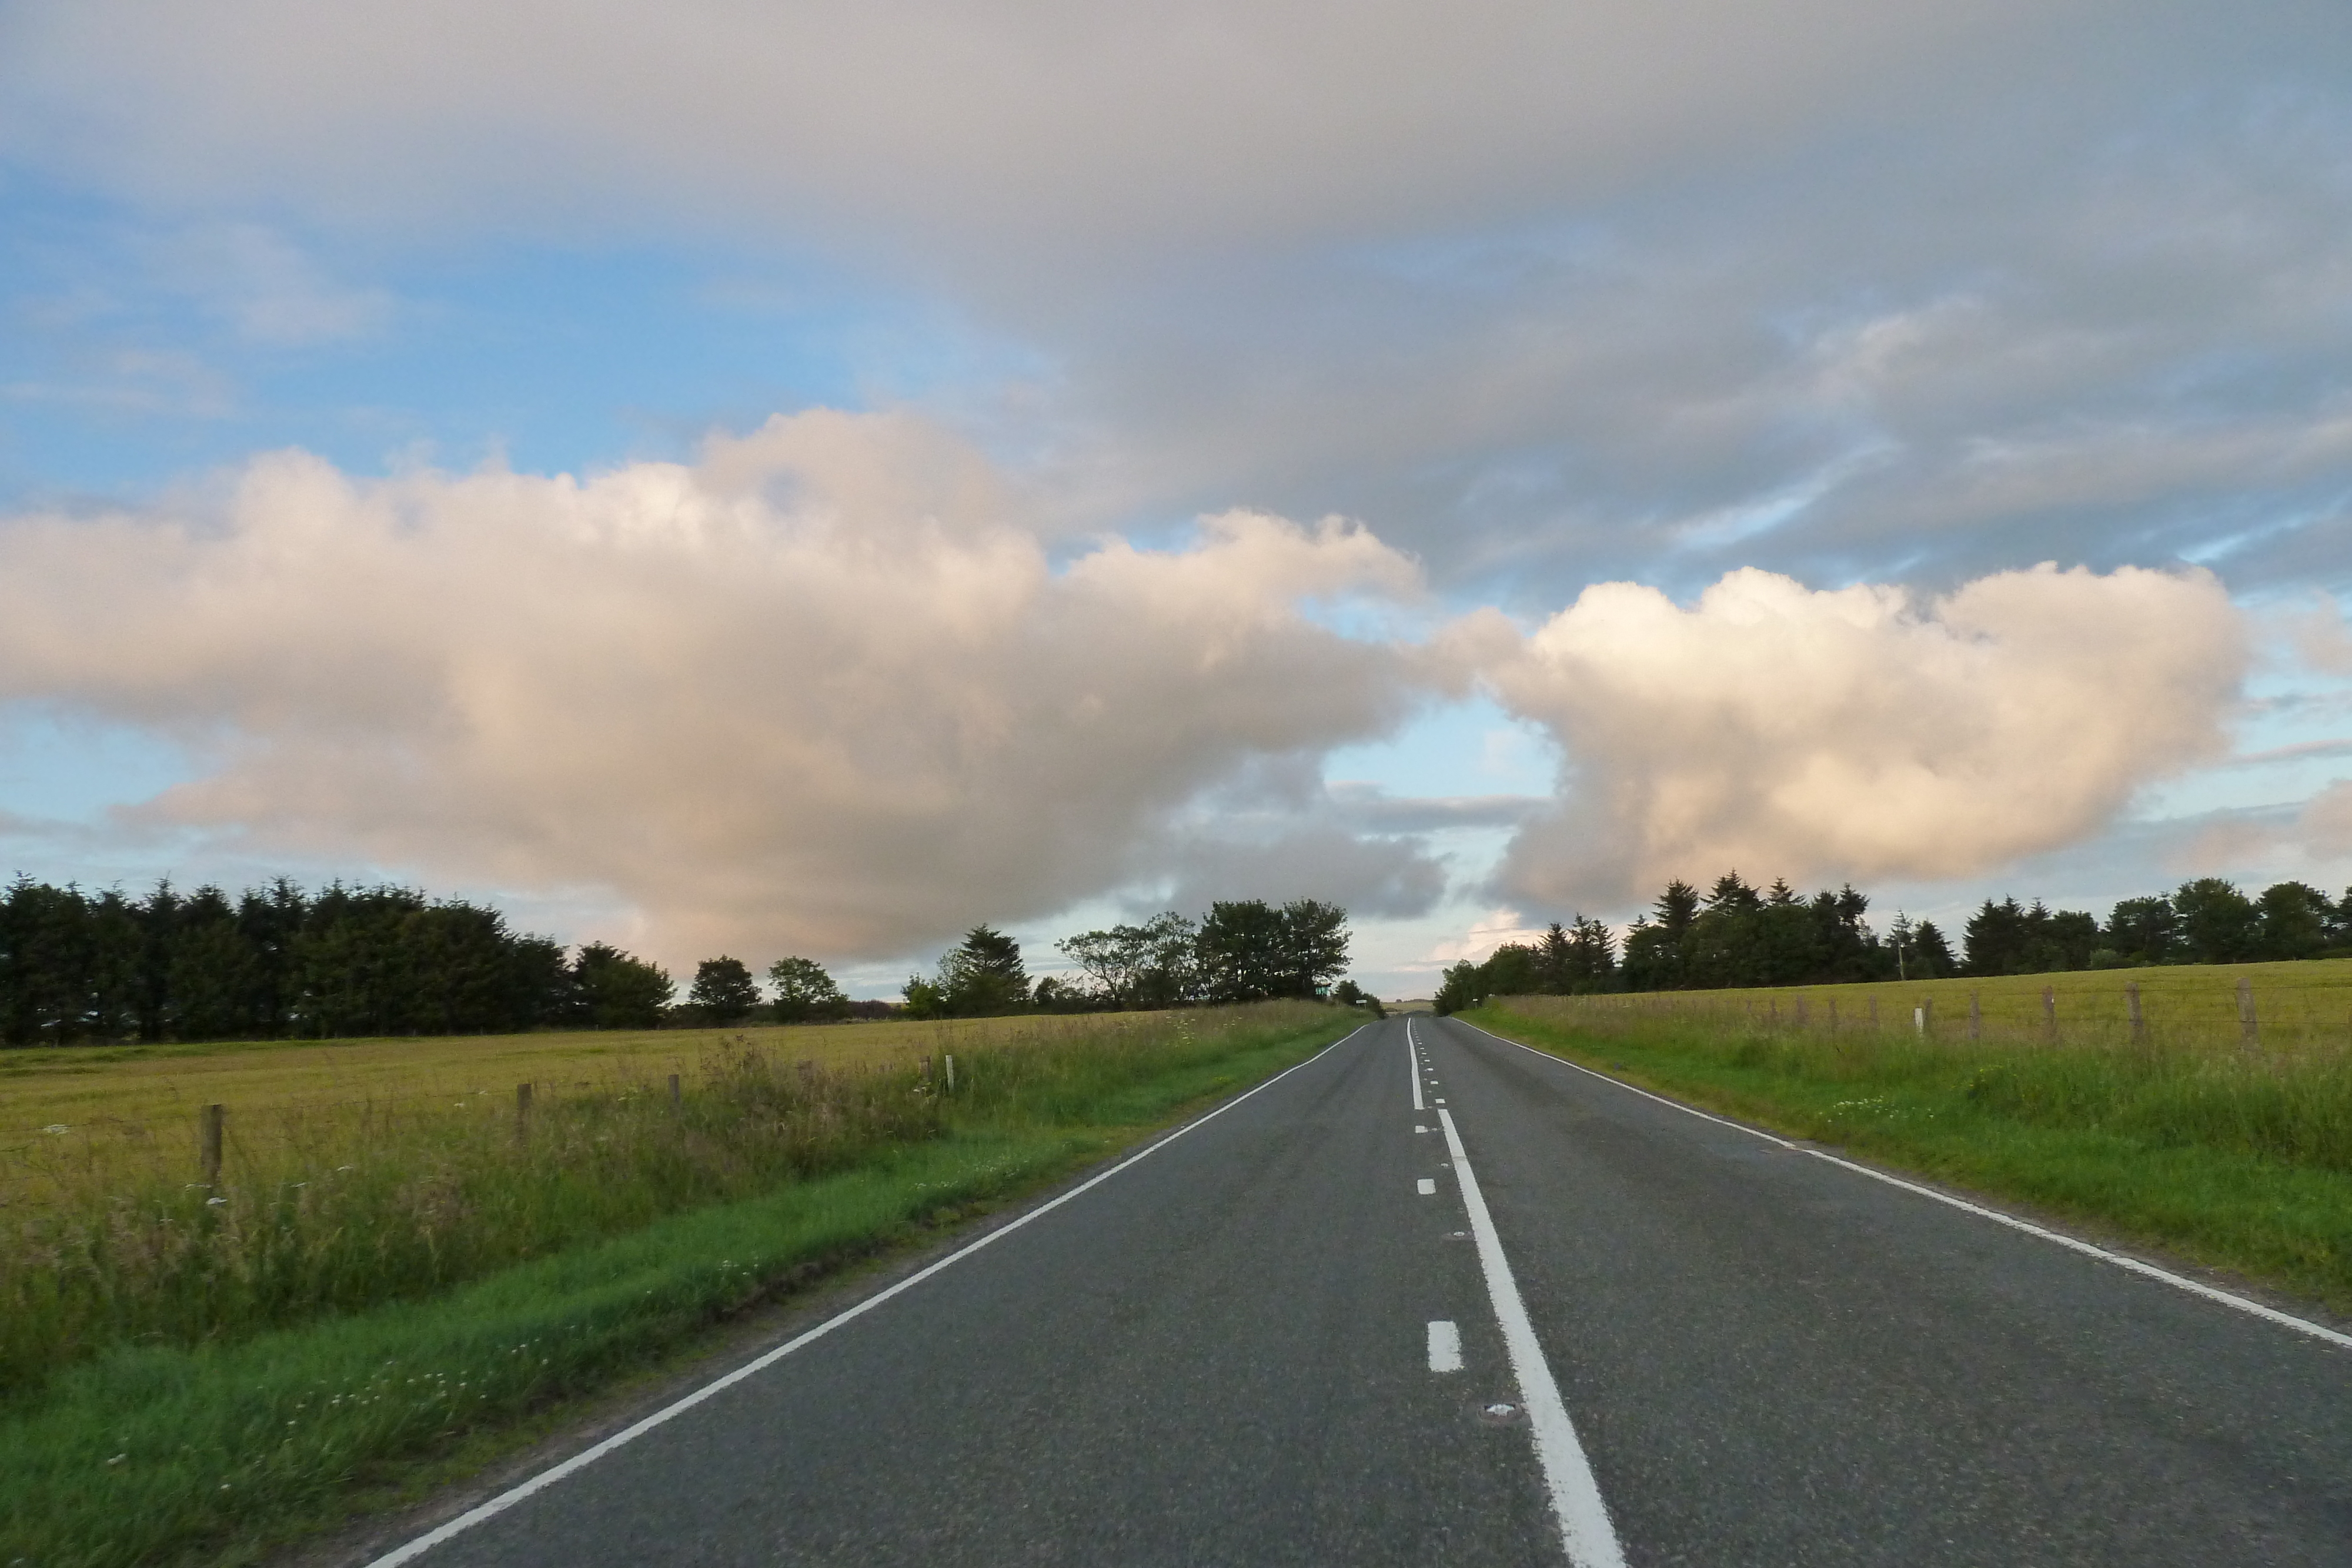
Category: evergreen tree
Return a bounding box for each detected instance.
[1653,880,1700,937]
[1565,915,1618,992]
[689,956,761,1024]
[1963,898,2027,976]
[572,942,674,1029]
[1534,922,1572,993]
[934,925,1030,1017]
[1912,920,1956,978]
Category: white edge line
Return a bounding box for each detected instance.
[1449,1018,2352,1355]
[363,1021,1375,1568]
[1437,1106,1625,1568]
[1408,1018,1425,1111]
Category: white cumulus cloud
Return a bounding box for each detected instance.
[1476,564,2247,910]
[0,411,1423,962]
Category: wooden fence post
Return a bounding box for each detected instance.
[515,1082,533,1144]
[2238,977,2258,1049]
[1826,998,1838,1034]
[1867,996,1878,1029]
[1968,991,1982,1042]
[200,1103,224,1186]
[2125,982,2143,1044]
[668,1072,681,1106]
[944,1053,957,1095]
[1915,999,1932,1037]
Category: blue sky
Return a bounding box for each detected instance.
[3,2,2350,997]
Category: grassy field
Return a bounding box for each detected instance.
[0,1007,1331,1394]
[0,1012,1133,1159]
[0,1001,1361,1568]
[1551,956,2352,1050]
[1469,969,2352,1315]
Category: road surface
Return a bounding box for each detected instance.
[370,1015,2352,1566]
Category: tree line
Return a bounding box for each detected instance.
[1434,871,2352,1014]
[0,876,641,1046]
[887,897,1359,1018]
[678,898,1363,1028]
[2,875,1365,1047]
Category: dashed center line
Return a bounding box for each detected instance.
[1417,1177,1437,1196]
[1439,1107,1626,1568]
[1427,1320,1463,1373]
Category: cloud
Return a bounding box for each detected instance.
[0,411,1423,962]
[2180,783,2352,881]
[9,4,2352,612]
[157,223,394,346]
[2288,593,2352,676]
[0,1,2081,260]
[1110,754,1452,920]
[2304,783,2352,862]
[1478,563,2247,911]
[1322,782,1548,835]
[1143,826,1446,923]
[1422,908,1545,968]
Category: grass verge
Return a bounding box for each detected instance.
[2,1007,1357,1568]
[1465,1000,2352,1315]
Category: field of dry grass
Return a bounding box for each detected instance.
[0,1004,1337,1390]
[0,1001,1357,1568]
[0,1013,1161,1191]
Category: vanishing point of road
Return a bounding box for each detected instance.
[365,1016,2352,1566]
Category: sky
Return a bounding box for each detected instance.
[2,1,2350,999]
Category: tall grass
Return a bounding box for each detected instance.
[1,1002,1355,1568]
[1536,955,2352,1052]
[1473,994,2352,1307]
[0,1004,1334,1402]
[1496,988,2352,1172]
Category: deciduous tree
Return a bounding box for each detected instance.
[767,955,846,1023]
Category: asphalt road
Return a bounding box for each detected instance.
[374,1015,2352,1567]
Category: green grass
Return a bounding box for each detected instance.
[0,1007,1337,1397]
[1466,998,2352,1315]
[1528,956,2352,1051]
[1,1004,1357,1568]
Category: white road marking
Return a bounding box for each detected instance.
[1408,1020,1425,1111]
[360,1024,1377,1568]
[1418,1177,1437,1195]
[1453,1019,2352,1356]
[1438,1107,1625,1568]
[1427,1319,1464,1373]
[1415,1124,1429,1134]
